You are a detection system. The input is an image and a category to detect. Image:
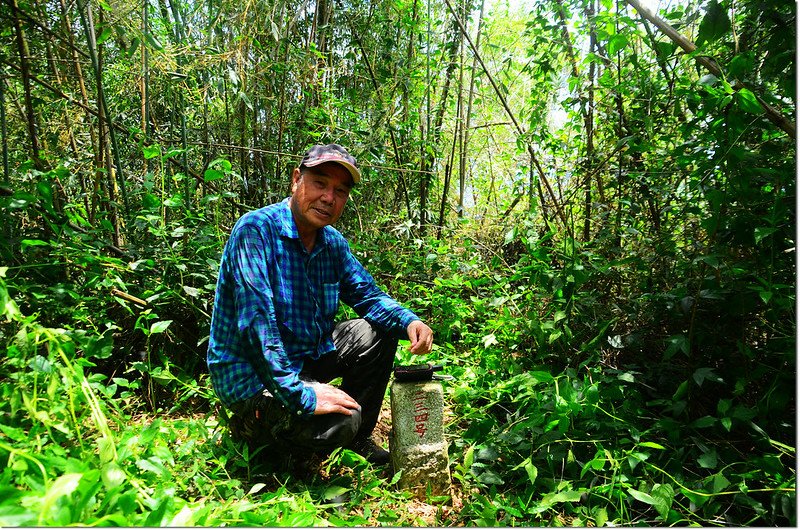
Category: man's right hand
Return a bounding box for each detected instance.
[310,382,361,415]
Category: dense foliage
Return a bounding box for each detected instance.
[0,0,795,525]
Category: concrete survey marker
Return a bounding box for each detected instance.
[389,379,451,496]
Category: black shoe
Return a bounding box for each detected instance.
[350,438,390,465]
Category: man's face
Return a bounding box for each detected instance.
[289,162,353,233]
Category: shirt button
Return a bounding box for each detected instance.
[297,410,302,416]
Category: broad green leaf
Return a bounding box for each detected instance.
[169,505,195,527]
[182,285,201,297]
[693,367,723,386]
[698,73,718,86]
[711,472,730,493]
[728,52,754,79]
[41,473,82,514]
[691,415,717,428]
[524,461,538,484]
[758,290,773,304]
[204,169,224,182]
[607,34,629,55]
[628,488,655,505]
[322,485,350,500]
[149,320,173,334]
[736,88,764,115]
[594,507,608,527]
[542,490,584,506]
[97,435,116,463]
[650,483,674,519]
[754,226,777,244]
[126,37,140,58]
[696,0,730,47]
[481,333,497,348]
[476,470,504,485]
[639,441,666,450]
[143,145,161,159]
[697,449,718,469]
[209,158,232,171]
[101,462,126,489]
[144,32,163,50]
[96,26,113,45]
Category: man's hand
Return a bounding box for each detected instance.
[310,382,361,415]
[407,320,434,355]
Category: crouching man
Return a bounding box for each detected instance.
[207,144,433,465]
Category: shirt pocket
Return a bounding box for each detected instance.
[320,282,340,320]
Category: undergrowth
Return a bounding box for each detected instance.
[0,212,794,526]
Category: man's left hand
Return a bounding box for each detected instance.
[407,320,434,355]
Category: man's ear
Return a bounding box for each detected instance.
[291,168,302,193]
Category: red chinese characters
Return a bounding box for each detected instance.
[412,390,429,438]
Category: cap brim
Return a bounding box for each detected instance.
[304,158,361,183]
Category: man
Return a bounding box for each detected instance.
[207,143,434,465]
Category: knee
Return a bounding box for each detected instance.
[313,408,362,449]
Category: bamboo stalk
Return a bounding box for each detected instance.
[8,0,44,170]
[441,0,570,235]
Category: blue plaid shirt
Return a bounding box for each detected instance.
[207,199,419,415]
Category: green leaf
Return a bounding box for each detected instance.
[607,34,629,55]
[711,472,730,493]
[182,286,201,297]
[322,485,350,501]
[476,470,505,485]
[696,0,730,47]
[628,488,656,505]
[209,157,232,171]
[693,367,723,386]
[20,239,50,251]
[144,32,163,50]
[691,415,717,428]
[672,379,689,400]
[697,449,718,469]
[698,73,718,86]
[639,441,666,450]
[735,88,764,114]
[594,507,608,527]
[754,226,777,244]
[101,462,126,489]
[96,26,113,45]
[543,490,584,505]
[143,145,161,159]
[126,37,140,58]
[204,169,224,182]
[728,52,754,79]
[464,445,475,469]
[149,320,173,334]
[650,483,674,519]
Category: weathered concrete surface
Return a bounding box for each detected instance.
[389,380,451,496]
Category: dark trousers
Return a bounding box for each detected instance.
[228,319,397,455]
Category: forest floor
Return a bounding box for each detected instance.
[126,404,464,525]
